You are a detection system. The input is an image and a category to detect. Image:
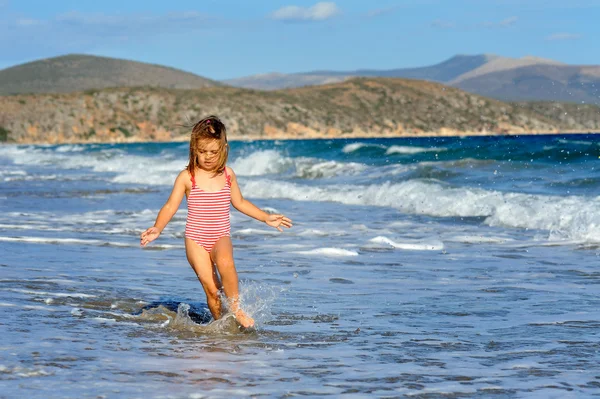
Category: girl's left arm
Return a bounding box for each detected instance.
[229,167,292,232]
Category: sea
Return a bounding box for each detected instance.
[0,134,599,398]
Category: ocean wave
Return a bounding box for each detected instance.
[367,236,444,251]
[294,159,367,179]
[558,139,595,146]
[230,149,292,176]
[293,247,359,257]
[342,142,386,153]
[0,235,182,249]
[0,145,185,185]
[230,149,367,179]
[241,179,600,244]
[385,146,447,155]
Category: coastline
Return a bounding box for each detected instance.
[2,128,598,145]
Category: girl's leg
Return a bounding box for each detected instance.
[210,236,254,328]
[185,238,223,320]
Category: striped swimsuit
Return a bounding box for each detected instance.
[185,169,231,253]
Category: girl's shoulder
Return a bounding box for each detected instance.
[176,169,193,187]
[177,169,191,179]
[225,166,237,182]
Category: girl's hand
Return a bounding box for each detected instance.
[140,227,161,247]
[265,214,293,232]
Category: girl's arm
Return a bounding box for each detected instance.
[228,167,292,232]
[140,170,188,246]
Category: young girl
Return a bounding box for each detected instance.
[140,116,292,328]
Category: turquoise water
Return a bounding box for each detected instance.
[1,134,599,398]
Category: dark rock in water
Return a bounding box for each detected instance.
[137,299,213,324]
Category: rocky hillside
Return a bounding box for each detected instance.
[0,54,219,95]
[1,77,599,144]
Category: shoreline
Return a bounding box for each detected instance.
[2,129,599,145]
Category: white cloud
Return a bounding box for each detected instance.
[498,16,518,27]
[271,2,340,21]
[480,16,518,28]
[546,32,582,41]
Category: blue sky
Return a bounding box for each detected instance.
[0,0,597,80]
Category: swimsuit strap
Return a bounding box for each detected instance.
[190,172,196,189]
[224,167,231,185]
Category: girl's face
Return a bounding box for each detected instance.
[197,139,221,171]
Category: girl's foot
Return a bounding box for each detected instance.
[234,310,254,328]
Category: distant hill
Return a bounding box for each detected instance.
[224,55,496,89]
[455,64,600,103]
[224,55,600,104]
[1,77,599,144]
[0,54,220,95]
[303,54,497,81]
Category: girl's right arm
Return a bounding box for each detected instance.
[140,170,188,247]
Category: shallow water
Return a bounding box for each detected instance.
[1,135,599,398]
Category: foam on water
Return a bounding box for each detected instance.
[386,145,447,155]
[342,142,386,153]
[241,179,600,244]
[230,149,292,176]
[0,144,185,185]
[368,236,444,251]
[293,247,359,257]
[293,159,367,179]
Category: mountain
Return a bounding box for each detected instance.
[302,54,497,81]
[448,55,564,84]
[224,55,600,104]
[454,64,600,103]
[1,77,598,144]
[0,54,220,95]
[224,54,496,90]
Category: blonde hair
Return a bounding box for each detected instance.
[186,115,228,177]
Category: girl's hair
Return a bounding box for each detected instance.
[186,115,228,177]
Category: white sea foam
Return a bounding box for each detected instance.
[0,365,53,378]
[294,159,367,179]
[293,247,359,257]
[386,146,447,155]
[6,288,96,298]
[230,150,292,176]
[231,149,367,178]
[297,229,344,237]
[342,142,386,153]
[368,236,444,251]
[55,144,86,152]
[447,235,513,244]
[234,228,280,236]
[241,179,600,244]
[0,144,185,185]
[558,139,593,146]
[0,236,144,248]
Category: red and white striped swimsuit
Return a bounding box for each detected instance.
[185,169,231,253]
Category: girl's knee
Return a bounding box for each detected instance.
[197,277,219,297]
[215,257,235,272]
[204,286,221,303]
